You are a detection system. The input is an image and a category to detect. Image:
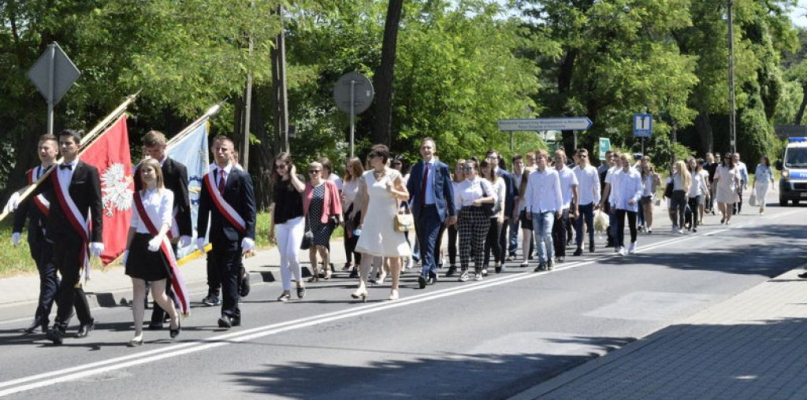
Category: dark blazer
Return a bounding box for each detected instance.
[135,157,192,237]
[497,169,518,218]
[406,160,456,222]
[13,166,52,243]
[41,161,103,243]
[197,166,256,243]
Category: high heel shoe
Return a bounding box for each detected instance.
[376,270,387,285]
[169,317,181,339]
[128,335,144,347]
[388,289,400,301]
[350,287,368,302]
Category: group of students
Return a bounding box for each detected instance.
[9,130,774,346]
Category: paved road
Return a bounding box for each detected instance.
[1,204,805,399]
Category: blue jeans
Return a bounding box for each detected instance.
[532,211,555,263]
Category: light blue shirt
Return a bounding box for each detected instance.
[422,159,436,205]
[737,161,749,185]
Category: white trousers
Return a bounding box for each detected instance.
[277,216,305,291]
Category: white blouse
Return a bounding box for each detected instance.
[342,179,360,208]
[455,177,496,210]
[489,177,506,218]
[131,188,174,234]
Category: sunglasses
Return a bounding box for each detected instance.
[461,166,474,171]
[308,169,321,174]
[275,164,288,170]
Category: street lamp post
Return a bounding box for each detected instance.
[728,0,737,155]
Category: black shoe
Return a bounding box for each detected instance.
[573,248,583,256]
[297,287,306,299]
[495,265,502,274]
[277,292,291,302]
[446,266,457,278]
[534,263,545,272]
[218,316,233,329]
[799,272,807,279]
[147,322,164,330]
[428,273,438,285]
[46,327,65,345]
[418,275,428,289]
[605,242,614,248]
[24,318,47,334]
[169,318,181,339]
[239,272,251,297]
[349,269,359,279]
[76,319,95,338]
[202,294,221,306]
[547,260,555,271]
[589,242,595,253]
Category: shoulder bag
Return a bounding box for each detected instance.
[394,202,415,233]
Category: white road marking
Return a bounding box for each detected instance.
[0,208,801,397]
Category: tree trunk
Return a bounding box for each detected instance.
[371,0,404,147]
[695,112,714,154]
[795,84,807,126]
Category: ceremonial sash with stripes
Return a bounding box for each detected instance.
[27,167,51,216]
[133,191,190,316]
[51,171,90,280]
[203,172,246,235]
[135,165,181,240]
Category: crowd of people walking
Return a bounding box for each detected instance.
[7,131,774,346]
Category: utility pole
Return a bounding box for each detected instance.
[728,0,737,155]
[242,0,255,170]
[272,4,289,154]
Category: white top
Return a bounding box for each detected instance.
[688,170,708,198]
[672,173,686,191]
[573,165,601,206]
[131,188,174,234]
[452,181,462,212]
[755,164,773,184]
[489,177,506,218]
[525,168,562,213]
[455,177,496,209]
[56,159,79,197]
[327,173,344,191]
[642,175,655,197]
[557,166,579,209]
[611,167,643,212]
[342,179,360,208]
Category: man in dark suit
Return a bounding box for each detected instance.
[197,135,256,329]
[136,130,193,329]
[406,138,456,289]
[10,134,59,334]
[485,150,517,272]
[44,129,104,345]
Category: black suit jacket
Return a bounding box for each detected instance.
[197,166,256,243]
[41,161,103,243]
[497,169,517,218]
[13,166,52,243]
[135,157,192,237]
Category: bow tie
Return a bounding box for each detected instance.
[59,164,73,170]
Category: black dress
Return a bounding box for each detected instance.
[308,184,333,247]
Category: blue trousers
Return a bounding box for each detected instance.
[415,205,442,278]
[532,211,555,263]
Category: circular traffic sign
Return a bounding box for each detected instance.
[333,72,374,115]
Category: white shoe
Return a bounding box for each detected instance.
[678,229,684,234]
[628,243,637,254]
[405,257,413,270]
[388,289,399,301]
[617,247,626,256]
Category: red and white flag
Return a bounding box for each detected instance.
[82,115,134,265]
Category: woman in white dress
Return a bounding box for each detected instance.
[713,154,741,225]
[754,156,775,215]
[353,144,411,301]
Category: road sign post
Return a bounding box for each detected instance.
[334,72,374,158]
[27,42,80,135]
[633,114,653,156]
[498,117,592,152]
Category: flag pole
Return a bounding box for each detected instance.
[0,92,139,222]
[166,100,225,147]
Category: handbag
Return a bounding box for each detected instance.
[664,181,673,199]
[394,203,415,233]
[749,190,757,207]
[300,218,314,250]
[480,183,495,217]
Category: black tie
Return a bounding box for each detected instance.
[59,164,72,170]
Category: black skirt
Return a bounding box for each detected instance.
[125,233,170,281]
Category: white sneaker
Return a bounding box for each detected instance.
[617,246,626,256]
[678,229,684,234]
[628,243,637,254]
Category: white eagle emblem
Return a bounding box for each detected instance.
[101,163,134,217]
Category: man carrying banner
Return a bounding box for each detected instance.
[197,136,255,329]
[10,134,59,334]
[137,130,192,330]
[43,129,104,345]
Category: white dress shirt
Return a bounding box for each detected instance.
[455,177,496,210]
[688,170,708,198]
[556,165,579,209]
[421,159,436,205]
[611,167,643,212]
[131,188,174,234]
[56,159,79,197]
[489,177,506,218]
[573,165,601,206]
[327,173,344,191]
[525,167,562,213]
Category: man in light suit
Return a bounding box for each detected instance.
[406,138,456,289]
[197,136,256,329]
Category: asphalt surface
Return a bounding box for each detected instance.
[1,204,805,399]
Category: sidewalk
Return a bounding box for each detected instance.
[511,267,807,400]
[0,240,349,321]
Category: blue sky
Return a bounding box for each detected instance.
[792,0,807,28]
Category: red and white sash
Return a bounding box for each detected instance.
[50,170,90,280]
[203,172,246,235]
[135,165,181,240]
[27,167,51,216]
[133,191,191,316]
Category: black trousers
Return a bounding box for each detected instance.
[207,251,220,295]
[30,233,59,325]
[615,209,637,248]
[51,237,92,329]
[552,209,570,257]
[484,218,503,266]
[687,196,701,229]
[212,238,242,319]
